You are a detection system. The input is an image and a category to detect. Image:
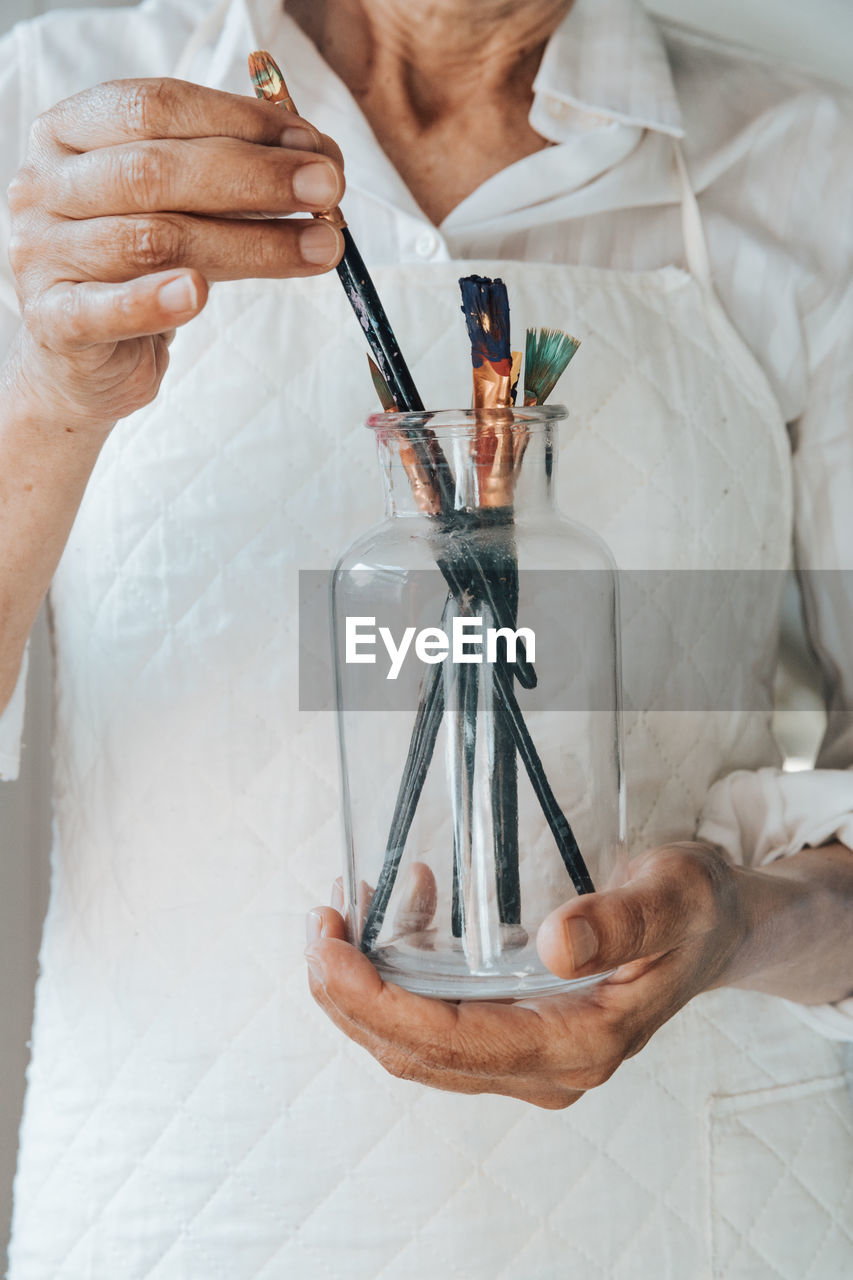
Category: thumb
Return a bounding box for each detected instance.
[537,856,693,980]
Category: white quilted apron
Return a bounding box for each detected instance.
[9,23,853,1280]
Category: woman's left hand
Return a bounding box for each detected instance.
[304,842,749,1109]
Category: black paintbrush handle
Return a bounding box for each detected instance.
[336,231,458,513]
[450,643,480,940]
[360,614,593,953]
[436,539,536,691]
[337,228,425,414]
[492,688,520,921]
[437,507,536,688]
[360,660,445,952]
[488,561,521,926]
[491,662,595,897]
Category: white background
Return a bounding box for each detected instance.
[0,0,851,1265]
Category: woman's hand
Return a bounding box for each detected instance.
[5,77,345,432]
[304,843,752,1109]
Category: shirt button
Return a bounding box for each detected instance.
[416,231,440,258]
[546,97,569,119]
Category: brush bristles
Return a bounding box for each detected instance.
[248,51,294,108]
[367,354,396,411]
[523,328,580,405]
[459,275,512,372]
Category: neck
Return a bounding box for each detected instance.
[286,0,573,124]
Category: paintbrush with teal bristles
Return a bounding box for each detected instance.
[523,328,581,406]
[517,328,581,481]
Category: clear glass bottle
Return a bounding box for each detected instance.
[332,407,626,999]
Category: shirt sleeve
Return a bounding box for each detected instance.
[697,767,853,1039]
[0,25,29,782]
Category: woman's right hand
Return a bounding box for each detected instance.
[5,77,346,433]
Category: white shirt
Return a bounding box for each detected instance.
[0,0,851,1035]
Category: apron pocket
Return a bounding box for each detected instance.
[707,1075,853,1279]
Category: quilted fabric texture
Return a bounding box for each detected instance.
[8,261,852,1279]
[709,1075,853,1279]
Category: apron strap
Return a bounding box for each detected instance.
[673,139,713,291]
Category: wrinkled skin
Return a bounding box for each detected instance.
[6,77,345,433]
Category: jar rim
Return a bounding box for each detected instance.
[365,404,567,431]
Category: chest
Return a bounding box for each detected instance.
[354,108,554,225]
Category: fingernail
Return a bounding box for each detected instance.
[158,274,198,313]
[566,917,597,969]
[306,909,324,944]
[293,161,338,206]
[304,946,326,984]
[300,222,339,265]
[280,125,318,151]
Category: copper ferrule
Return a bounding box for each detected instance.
[317,207,348,230]
[472,362,512,410]
[397,439,442,515]
[479,419,515,507]
[472,409,516,508]
[472,358,516,506]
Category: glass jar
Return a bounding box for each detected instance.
[331,406,626,999]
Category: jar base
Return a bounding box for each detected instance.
[370,935,613,1001]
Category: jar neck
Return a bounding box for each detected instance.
[371,412,563,519]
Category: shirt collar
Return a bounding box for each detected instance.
[530,0,684,140]
[201,0,682,225]
[233,1,683,141]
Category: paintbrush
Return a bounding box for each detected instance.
[523,328,581,407]
[458,275,520,934]
[358,362,443,950]
[515,327,581,482]
[249,52,427,419]
[517,324,591,893]
[459,275,514,410]
[459,275,516,509]
[457,299,593,913]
